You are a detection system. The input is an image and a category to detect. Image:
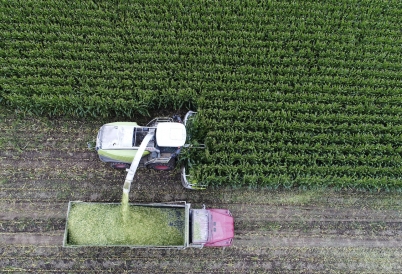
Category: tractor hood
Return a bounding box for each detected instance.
[156,122,186,147]
[204,209,234,247]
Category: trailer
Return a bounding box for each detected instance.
[63,201,234,248]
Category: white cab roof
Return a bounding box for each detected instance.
[156,122,186,147]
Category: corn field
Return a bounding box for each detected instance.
[1,0,402,189]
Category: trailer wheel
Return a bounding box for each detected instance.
[110,162,130,170]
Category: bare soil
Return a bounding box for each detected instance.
[1,109,402,273]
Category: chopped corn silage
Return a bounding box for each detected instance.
[66,202,185,246]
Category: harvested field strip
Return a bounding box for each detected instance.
[2,197,402,210]
[0,180,124,189]
[229,205,402,221]
[236,235,402,249]
[0,129,95,138]
[0,151,95,159]
[236,220,402,236]
[1,248,402,273]
[1,159,96,169]
[0,142,94,152]
[1,245,402,261]
[0,146,93,152]
[0,190,123,202]
[0,202,66,220]
[0,232,63,246]
[1,167,122,177]
[0,218,65,233]
[1,170,124,182]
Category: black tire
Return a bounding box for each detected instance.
[146,158,176,171]
[110,162,130,170]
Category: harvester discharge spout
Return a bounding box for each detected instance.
[123,131,155,194]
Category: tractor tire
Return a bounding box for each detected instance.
[110,162,130,170]
[146,158,176,171]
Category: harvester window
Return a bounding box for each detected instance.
[133,128,150,147]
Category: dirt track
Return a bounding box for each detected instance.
[1,110,402,273]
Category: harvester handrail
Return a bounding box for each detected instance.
[184,111,197,126]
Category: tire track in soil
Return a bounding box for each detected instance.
[1,245,402,273]
[1,157,97,169]
[230,204,402,249]
[234,234,402,248]
[0,202,67,220]
[230,204,402,222]
[1,240,402,273]
[0,218,65,233]
[0,150,95,159]
[0,232,63,246]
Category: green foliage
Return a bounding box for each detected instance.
[2,0,402,189]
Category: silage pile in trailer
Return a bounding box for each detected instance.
[66,203,185,246]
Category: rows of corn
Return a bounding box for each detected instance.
[189,0,402,190]
[2,0,402,189]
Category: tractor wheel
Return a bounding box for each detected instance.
[146,158,176,171]
[110,162,130,170]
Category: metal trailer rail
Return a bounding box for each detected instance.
[63,201,192,249]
